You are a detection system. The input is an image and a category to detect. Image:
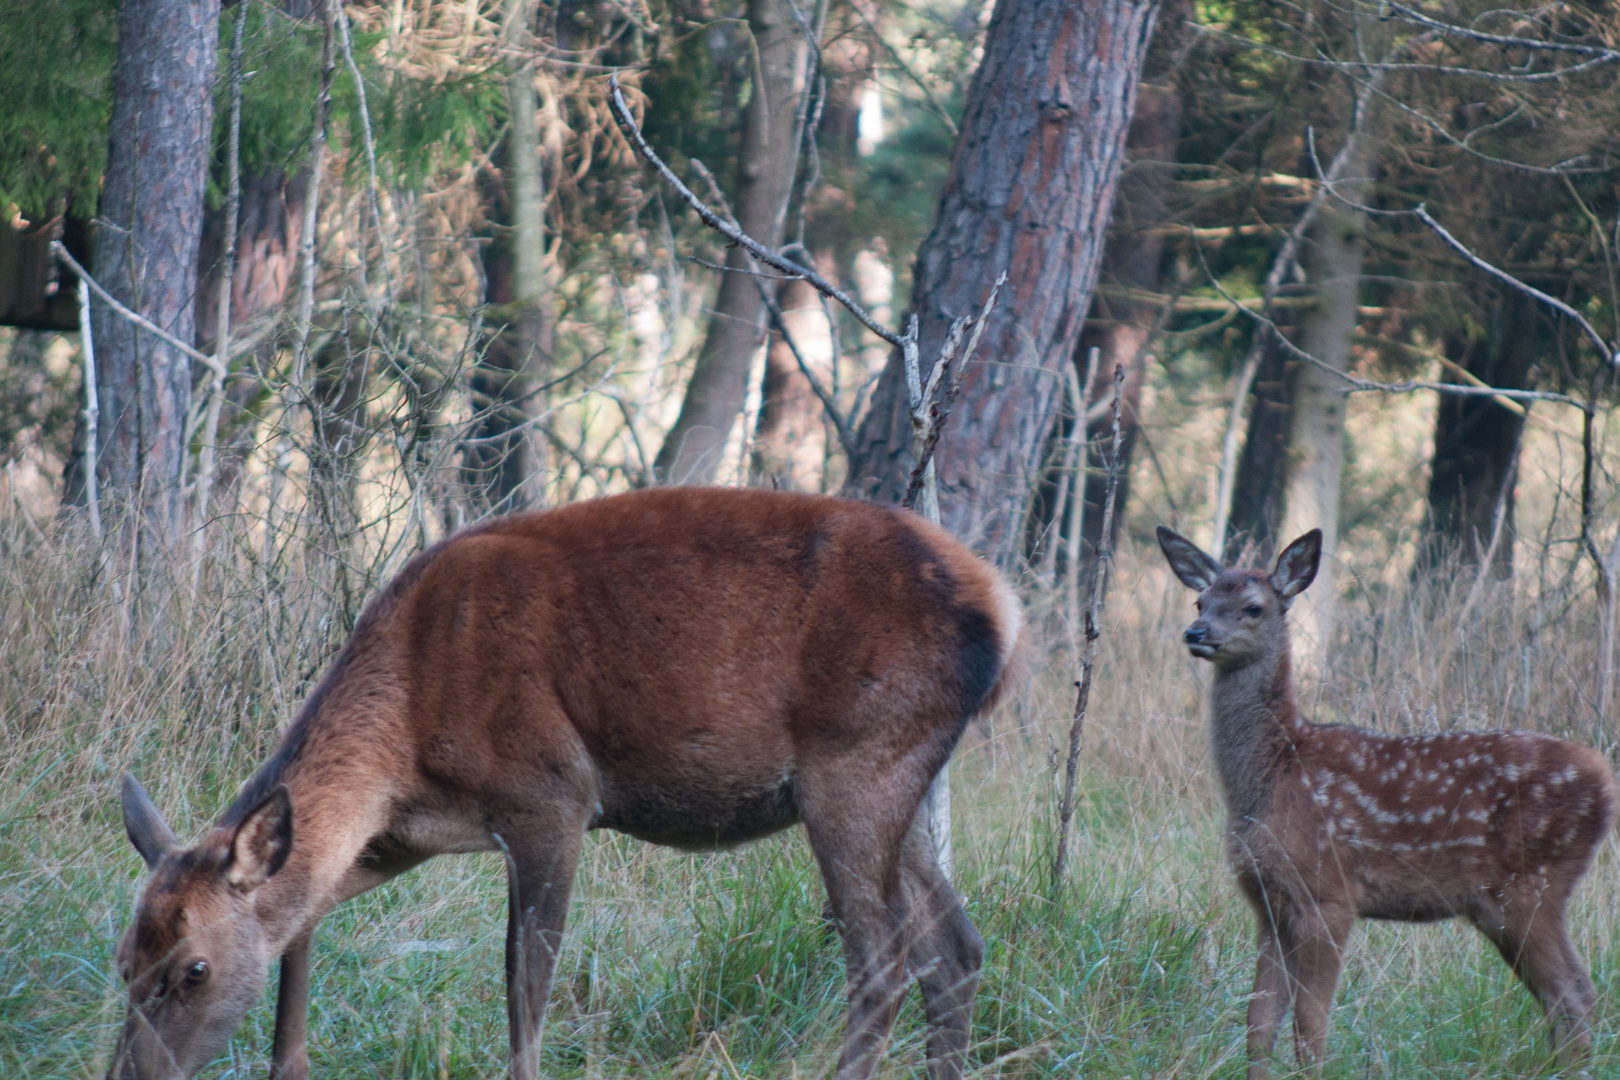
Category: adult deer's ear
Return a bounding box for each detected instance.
[1157,526,1224,591]
[122,773,178,870]
[1270,530,1322,608]
[225,785,293,892]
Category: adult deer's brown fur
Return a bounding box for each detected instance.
[110,488,1023,1080]
[1157,526,1617,1078]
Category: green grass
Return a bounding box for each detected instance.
[2,521,1617,1079]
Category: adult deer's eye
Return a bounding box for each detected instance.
[1244,604,1263,617]
[184,960,210,987]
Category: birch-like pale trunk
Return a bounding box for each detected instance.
[1279,111,1379,677]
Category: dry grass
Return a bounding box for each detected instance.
[0,509,1616,1079]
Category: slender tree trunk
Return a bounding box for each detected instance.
[1223,313,1295,565]
[1278,123,1377,675]
[654,0,807,484]
[752,257,835,490]
[1070,12,1187,569]
[1423,293,1539,578]
[467,0,554,511]
[87,0,221,537]
[844,0,1160,560]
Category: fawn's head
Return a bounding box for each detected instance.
[1156,527,1321,672]
[109,774,293,1080]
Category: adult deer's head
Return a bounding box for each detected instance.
[109,774,292,1080]
[1156,526,1321,672]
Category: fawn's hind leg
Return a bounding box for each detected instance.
[1473,893,1596,1060]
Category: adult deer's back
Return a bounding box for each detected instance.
[110,489,1023,1080]
[1158,526,1616,1078]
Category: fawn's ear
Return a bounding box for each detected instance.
[122,773,178,870]
[1157,526,1224,591]
[1270,530,1322,607]
[225,785,293,892]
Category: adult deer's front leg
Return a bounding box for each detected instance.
[500,815,586,1080]
[270,935,312,1080]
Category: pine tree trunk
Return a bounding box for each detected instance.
[654,0,807,484]
[844,0,1160,560]
[88,0,221,536]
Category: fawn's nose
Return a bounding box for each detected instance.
[1184,625,1209,645]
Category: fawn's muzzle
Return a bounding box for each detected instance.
[1183,624,1217,658]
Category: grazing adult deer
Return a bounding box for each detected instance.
[110,488,1023,1080]
[1156,526,1616,1078]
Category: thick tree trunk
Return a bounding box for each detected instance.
[468,0,554,511]
[654,0,807,484]
[844,0,1160,560]
[1278,127,1377,675]
[87,0,220,536]
[1423,293,1539,577]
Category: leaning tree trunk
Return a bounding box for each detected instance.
[844,0,1160,560]
[82,0,220,539]
[654,0,807,484]
[1277,122,1377,677]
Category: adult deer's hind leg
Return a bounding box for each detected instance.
[498,802,589,1080]
[799,756,928,1080]
[899,810,983,1080]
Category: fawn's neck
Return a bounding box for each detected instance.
[1206,637,1302,821]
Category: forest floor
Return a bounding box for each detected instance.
[2,522,1616,1080]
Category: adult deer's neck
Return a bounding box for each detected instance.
[1206,631,1301,821]
[227,628,411,948]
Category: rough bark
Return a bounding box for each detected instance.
[1423,293,1540,577]
[844,0,1160,559]
[87,0,220,535]
[1278,126,1378,675]
[468,0,555,510]
[653,0,807,484]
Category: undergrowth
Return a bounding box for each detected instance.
[1,512,1615,1079]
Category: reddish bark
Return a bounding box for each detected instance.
[844,0,1160,559]
[87,0,221,533]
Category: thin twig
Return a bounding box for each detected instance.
[608,73,902,348]
[902,274,1007,510]
[50,243,223,376]
[77,276,102,539]
[1053,363,1125,893]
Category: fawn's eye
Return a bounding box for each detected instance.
[1244,604,1263,617]
[184,960,210,988]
